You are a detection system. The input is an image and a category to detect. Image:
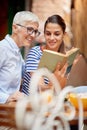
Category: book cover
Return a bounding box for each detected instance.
[38,48,79,72]
[66,48,79,66]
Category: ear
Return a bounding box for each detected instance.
[62,32,66,39]
[64,31,67,36]
[12,24,18,33]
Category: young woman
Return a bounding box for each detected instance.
[22,14,68,95]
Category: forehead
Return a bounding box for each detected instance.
[24,21,39,28]
[45,23,63,31]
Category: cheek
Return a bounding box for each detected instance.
[18,31,26,41]
[56,36,63,44]
[19,34,27,45]
[44,36,50,42]
[57,35,63,40]
[19,34,25,42]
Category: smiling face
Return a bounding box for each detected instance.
[11,21,39,47]
[44,22,65,51]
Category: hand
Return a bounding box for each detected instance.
[54,63,68,89]
[73,54,82,66]
[38,77,53,92]
[6,91,25,103]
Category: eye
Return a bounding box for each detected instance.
[54,33,60,36]
[54,31,63,36]
[45,31,51,36]
[27,27,34,32]
[34,30,38,34]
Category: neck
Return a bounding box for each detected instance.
[11,34,20,48]
[45,45,59,52]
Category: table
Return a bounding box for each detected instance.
[0,101,87,129]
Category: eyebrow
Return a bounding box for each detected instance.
[45,30,61,33]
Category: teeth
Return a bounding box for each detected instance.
[28,39,31,41]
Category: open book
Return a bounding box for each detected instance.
[38,48,79,72]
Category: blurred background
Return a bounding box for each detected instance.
[0,0,87,58]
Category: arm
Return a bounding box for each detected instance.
[0,90,24,104]
[53,63,68,89]
[0,47,9,103]
[6,91,25,103]
[32,63,68,92]
[67,54,87,86]
[0,92,9,104]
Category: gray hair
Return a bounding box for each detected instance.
[12,11,39,25]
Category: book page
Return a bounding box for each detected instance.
[38,49,67,72]
[66,48,79,56]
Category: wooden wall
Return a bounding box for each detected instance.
[0,0,8,40]
[71,0,87,58]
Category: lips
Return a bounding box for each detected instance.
[27,38,33,43]
[48,41,56,46]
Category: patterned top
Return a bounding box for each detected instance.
[22,42,66,95]
[22,46,42,95]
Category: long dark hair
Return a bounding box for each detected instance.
[44,14,66,33]
[44,14,66,53]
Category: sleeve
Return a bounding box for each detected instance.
[0,46,7,69]
[21,46,41,95]
[0,90,9,104]
[0,46,9,103]
[25,47,41,72]
[21,72,30,95]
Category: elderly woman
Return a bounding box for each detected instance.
[0,11,40,103]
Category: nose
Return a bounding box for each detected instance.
[50,34,55,40]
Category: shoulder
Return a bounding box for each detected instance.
[28,45,42,55]
[0,39,6,47]
[0,35,11,49]
[0,40,8,53]
[30,45,41,51]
